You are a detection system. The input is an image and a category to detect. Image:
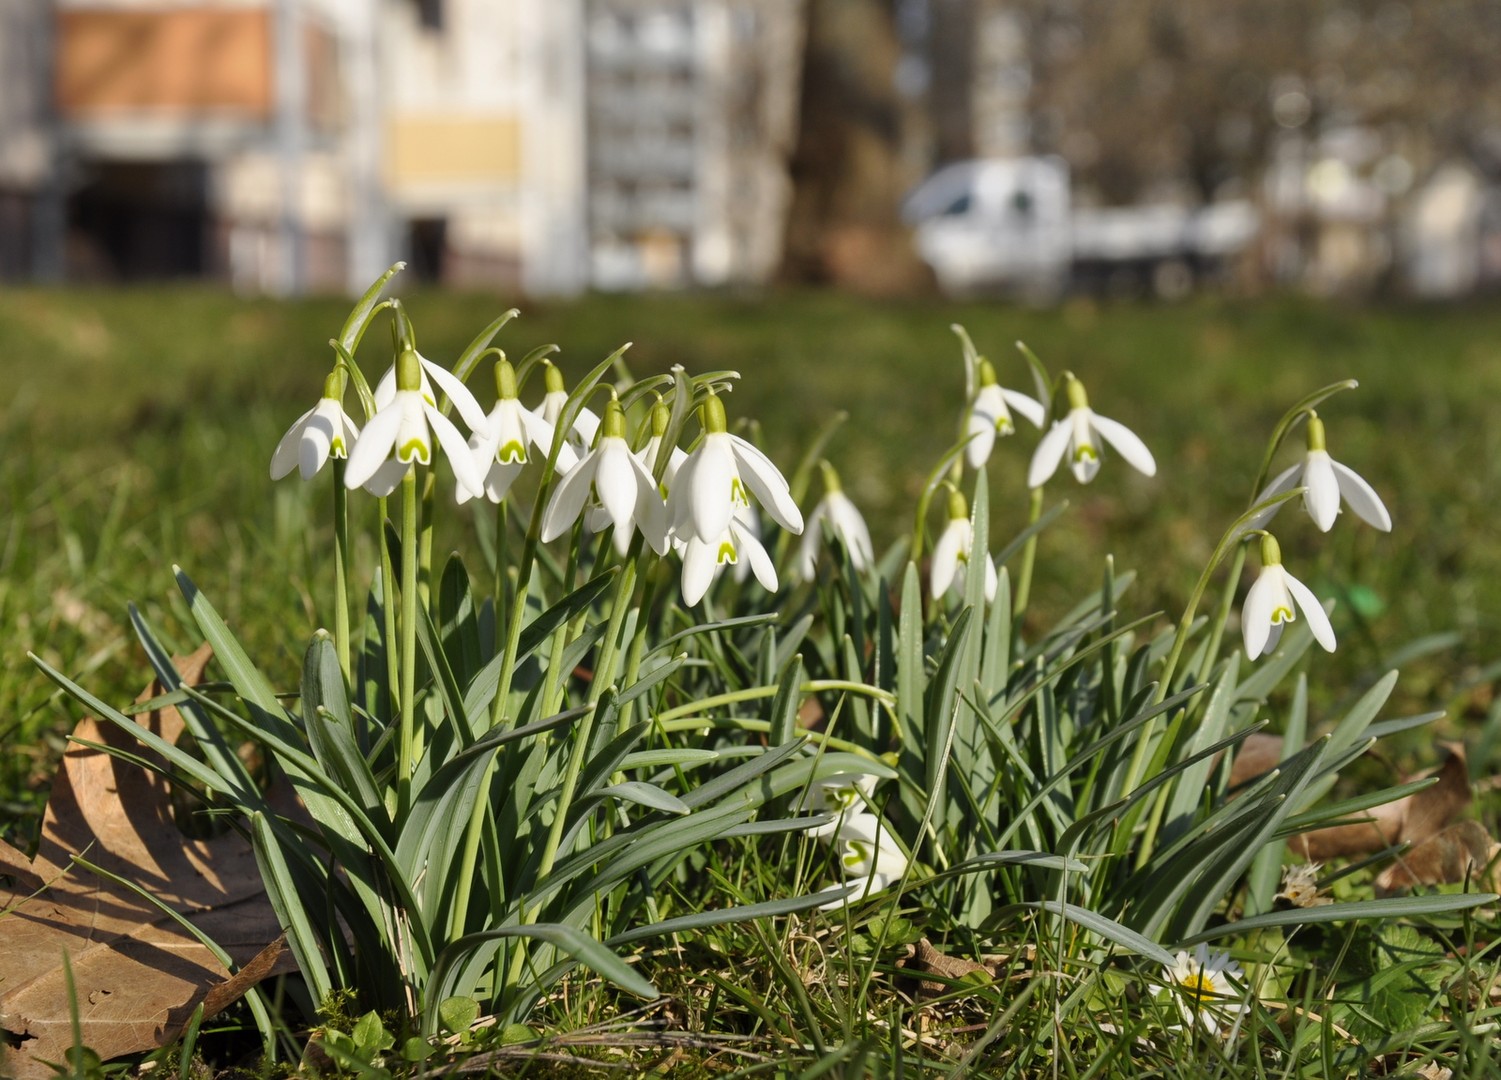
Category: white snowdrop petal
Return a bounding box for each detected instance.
[1242,568,1284,659]
[627,453,670,555]
[362,457,409,497]
[1302,451,1341,532]
[689,438,737,540]
[593,442,640,532]
[930,519,968,598]
[1091,413,1157,477]
[1000,387,1046,428]
[483,459,526,503]
[736,523,779,592]
[1027,419,1073,488]
[270,406,315,480]
[345,403,405,488]
[1331,460,1392,532]
[420,357,488,432]
[681,538,719,606]
[427,404,487,498]
[541,454,598,541]
[965,408,996,469]
[298,413,335,480]
[1284,573,1337,653]
[730,436,804,534]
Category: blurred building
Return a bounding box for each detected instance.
[0,0,803,295]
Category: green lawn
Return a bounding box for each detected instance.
[4,285,1501,1075]
[5,288,1496,815]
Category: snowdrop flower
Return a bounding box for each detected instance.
[797,461,876,581]
[667,391,804,543]
[799,770,879,835]
[640,397,688,496]
[460,359,571,505]
[816,811,910,910]
[345,347,487,499]
[1248,412,1391,533]
[1159,944,1248,1037]
[539,361,600,456]
[679,515,776,605]
[1027,372,1156,487]
[270,370,360,481]
[1242,533,1335,660]
[966,358,1044,469]
[930,488,997,602]
[541,396,669,556]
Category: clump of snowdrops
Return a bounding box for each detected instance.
[33,269,1495,1060]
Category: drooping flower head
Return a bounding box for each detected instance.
[270,368,360,481]
[460,358,571,505]
[679,515,777,605]
[1160,944,1248,1037]
[965,357,1044,469]
[1248,412,1391,533]
[541,394,668,556]
[797,460,876,581]
[539,360,600,455]
[816,810,910,910]
[1027,372,1156,487]
[668,391,804,544]
[641,395,688,497]
[930,486,997,602]
[1242,532,1336,660]
[345,346,488,499]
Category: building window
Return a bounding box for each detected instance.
[412,0,443,33]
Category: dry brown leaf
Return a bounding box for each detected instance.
[1292,746,1471,861]
[1230,738,1471,862]
[896,939,1002,1000]
[0,645,292,1079]
[1374,820,1501,896]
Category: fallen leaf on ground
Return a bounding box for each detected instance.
[1231,737,1471,861]
[1375,819,1501,896]
[0,645,292,1079]
[896,939,1007,999]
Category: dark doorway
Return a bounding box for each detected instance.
[407,217,448,283]
[67,159,211,280]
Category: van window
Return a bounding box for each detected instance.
[941,191,972,217]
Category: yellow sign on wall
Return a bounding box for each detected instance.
[386,115,522,187]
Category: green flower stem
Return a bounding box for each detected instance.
[1197,543,1248,686]
[418,471,436,614]
[655,716,885,758]
[615,570,660,731]
[398,469,419,817]
[332,459,351,687]
[377,495,399,754]
[1117,488,1306,831]
[1012,485,1045,621]
[505,551,643,989]
[540,524,586,720]
[450,474,557,940]
[656,680,896,723]
[538,553,640,875]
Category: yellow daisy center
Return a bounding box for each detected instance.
[1178,971,1217,997]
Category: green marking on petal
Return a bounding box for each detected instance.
[731,477,749,506]
[398,438,430,464]
[330,437,346,456]
[1271,605,1295,625]
[1073,445,1098,463]
[716,540,737,565]
[994,417,1014,435]
[499,440,526,463]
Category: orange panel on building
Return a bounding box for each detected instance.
[57,8,274,118]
